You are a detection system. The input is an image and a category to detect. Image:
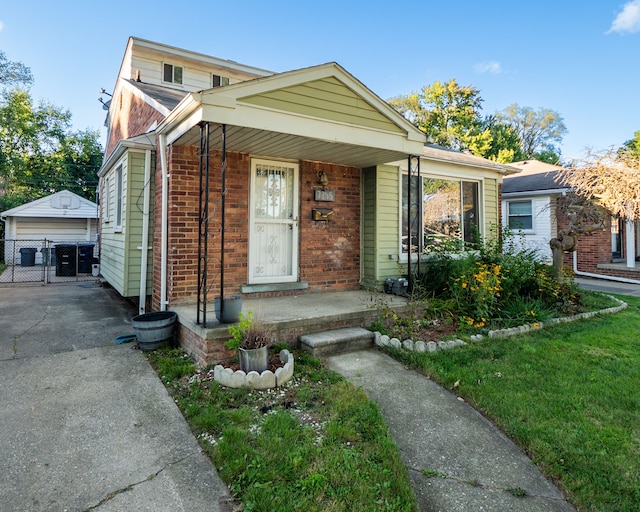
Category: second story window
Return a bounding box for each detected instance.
[163,63,183,85]
[212,74,230,88]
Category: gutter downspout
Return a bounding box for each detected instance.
[159,134,169,311]
[572,251,640,285]
[138,148,152,314]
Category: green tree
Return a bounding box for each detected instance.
[0,51,33,87]
[0,89,101,213]
[496,104,566,162]
[388,79,530,163]
[389,78,485,150]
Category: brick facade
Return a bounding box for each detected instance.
[556,199,640,280]
[105,88,166,159]
[151,146,362,310]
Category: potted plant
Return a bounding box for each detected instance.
[225,311,272,373]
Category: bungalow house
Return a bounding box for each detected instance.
[99,37,516,364]
[503,160,640,281]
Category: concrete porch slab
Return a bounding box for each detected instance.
[170,290,410,366]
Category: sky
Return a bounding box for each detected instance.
[1,1,639,162]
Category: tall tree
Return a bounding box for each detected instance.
[496,104,566,162]
[0,51,33,87]
[389,79,486,151]
[0,89,101,213]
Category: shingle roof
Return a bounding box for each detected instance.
[502,160,569,194]
[125,79,188,111]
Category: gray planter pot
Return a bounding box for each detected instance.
[214,296,243,324]
[239,346,269,373]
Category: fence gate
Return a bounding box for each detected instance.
[0,239,100,286]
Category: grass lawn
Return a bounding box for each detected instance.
[147,349,417,512]
[388,294,640,512]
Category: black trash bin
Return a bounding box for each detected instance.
[19,247,37,267]
[55,244,77,276]
[77,244,95,273]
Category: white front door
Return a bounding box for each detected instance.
[248,159,299,284]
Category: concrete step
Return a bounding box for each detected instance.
[300,327,374,357]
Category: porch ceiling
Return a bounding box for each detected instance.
[172,123,415,169]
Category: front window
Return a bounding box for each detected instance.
[402,175,480,254]
[507,200,533,230]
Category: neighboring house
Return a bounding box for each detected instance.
[502,160,569,261]
[0,190,98,264]
[99,37,516,363]
[503,160,640,281]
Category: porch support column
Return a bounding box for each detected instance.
[197,122,210,326]
[219,124,227,321]
[626,218,636,268]
[407,155,421,291]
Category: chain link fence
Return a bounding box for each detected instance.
[0,239,100,285]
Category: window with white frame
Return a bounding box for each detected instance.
[103,176,111,222]
[507,200,533,231]
[115,165,123,230]
[401,175,480,254]
[212,74,230,87]
[163,63,183,84]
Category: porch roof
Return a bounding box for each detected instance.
[156,62,426,168]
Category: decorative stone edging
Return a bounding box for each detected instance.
[486,294,627,340]
[213,349,294,390]
[374,332,466,352]
[375,294,628,349]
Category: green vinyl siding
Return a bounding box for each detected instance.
[484,177,498,241]
[361,168,377,290]
[240,77,404,133]
[361,165,403,291]
[100,150,154,298]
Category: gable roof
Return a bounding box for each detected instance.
[158,62,426,168]
[1,190,98,219]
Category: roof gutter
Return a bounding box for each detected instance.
[138,148,152,314]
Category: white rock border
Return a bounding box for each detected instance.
[213,349,294,390]
[374,294,628,349]
[487,294,627,339]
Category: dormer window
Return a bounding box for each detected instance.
[212,74,230,88]
[163,63,183,85]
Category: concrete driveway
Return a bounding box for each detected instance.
[0,283,231,511]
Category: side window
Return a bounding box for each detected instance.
[104,176,111,222]
[507,201,533,230]
[212,74,230,88]
[163,63,183,85]
[115,166,123,230]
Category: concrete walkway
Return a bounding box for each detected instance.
[0,283,232,511]
[327,350,575,512]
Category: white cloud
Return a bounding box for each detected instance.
[474,61,503,74]
[0,21,5,31]
[607,0,640,34]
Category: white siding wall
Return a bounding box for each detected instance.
[502,195,554,262]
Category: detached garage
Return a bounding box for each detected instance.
[1,190,98,265]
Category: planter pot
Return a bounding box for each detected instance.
[239,346,269,373]
[214,296,243,324]
[131,311,177,351]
